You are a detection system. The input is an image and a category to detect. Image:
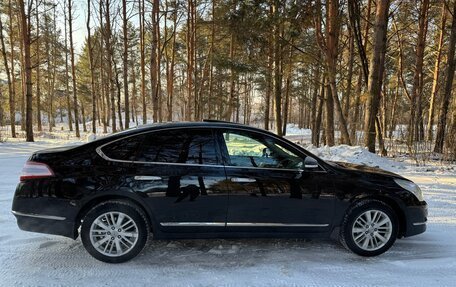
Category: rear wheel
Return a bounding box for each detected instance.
[340,200,398,256]
[81,200,149,263]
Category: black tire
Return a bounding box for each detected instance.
[81,200,150,263]
[340,199,398,257]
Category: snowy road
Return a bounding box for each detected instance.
[1,141,455,286]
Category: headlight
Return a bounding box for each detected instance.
[394,178,424,201]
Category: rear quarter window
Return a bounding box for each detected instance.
[100,135,146,161]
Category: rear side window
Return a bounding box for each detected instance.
[136,129,219,165]
[101,135,145,161]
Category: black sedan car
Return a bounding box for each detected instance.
[12,121,427,263]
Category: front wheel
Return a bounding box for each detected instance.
[340,200,398,257]
[81,200,150,263]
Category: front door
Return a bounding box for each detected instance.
[130,128,229,233]
[218,129,335,233]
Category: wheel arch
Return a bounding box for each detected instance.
[349,195,407,238]
[74,193,154,237]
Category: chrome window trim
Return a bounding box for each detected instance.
[95,125,326,172]
[160,222,329,228]
[96,126,225,168]
[11,210,66,221]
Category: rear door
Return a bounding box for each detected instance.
[130,128,229,233]
[218,129,335,233]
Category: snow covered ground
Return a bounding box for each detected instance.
[1,136,456,286]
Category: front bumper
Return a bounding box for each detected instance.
[403,202,428,237]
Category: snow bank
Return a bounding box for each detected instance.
[285,123,311,136]
[305,144,406,172]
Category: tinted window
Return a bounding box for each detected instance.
[223,131,302,169]
[101,135,146,161]
[136,129,218,165]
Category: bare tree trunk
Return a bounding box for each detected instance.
[282,45,293,136]
[63,0,73,131]
[389,65,400,138]
[375,116,387,156]
[35,1,42,132]
[427,3,446,141]
[343,25,354,124]
[434,2,456,153]
[272,1,283,135]
[87,0,97,133]
[348,0,370,84]
[363,0,390,153]
[196,45,212,119]
[313,79,325,147]
[311,66,323,145]
[48,6,57,132]
[114,59,123,131]
[104,0,116,132]
[156,3,163,123]
[18,13,26,132]
[99,0,107,133]
[18,0,34,141]
[225,33,236,121]
[192,1,198,120]
[44,6,53,131]
[68,0,80,137]
[315,0,350,144]
[349,0,371,143]
[139,0,146,124]
[167,1,177,121]
[8,0,17,136]
[122,0,129,129]
[0,88,3,128]
[131,62,138,125]
[264,20,273,130]
[310,53,321,142]
[0,12,15,137]
[208,0,216,119]
[186,0,195,120]
[151,0,159,122]
[409,0,430,143]
[324,77,334,146]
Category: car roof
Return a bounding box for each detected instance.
[116,121,267,136]
[90,121,271,144]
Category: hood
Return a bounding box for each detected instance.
[328,161,405,179]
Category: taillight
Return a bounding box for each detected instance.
[20,161,55,181]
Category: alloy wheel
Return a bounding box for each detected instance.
[351,209,393,251]
[89,211,139,257]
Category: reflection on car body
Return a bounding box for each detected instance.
[11,120,427,263]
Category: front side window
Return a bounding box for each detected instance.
[136,129,218,165]
[222,131,302,169]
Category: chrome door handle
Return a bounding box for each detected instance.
[231,177,256,183]
[134,176,162,181]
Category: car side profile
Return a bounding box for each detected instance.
[12,121,427,263]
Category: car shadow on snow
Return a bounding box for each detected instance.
[11,232,450,269]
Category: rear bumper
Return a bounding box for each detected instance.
[403,202,428,237]
[12,210,78,239]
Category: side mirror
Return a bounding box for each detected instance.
[304,157,319,169]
